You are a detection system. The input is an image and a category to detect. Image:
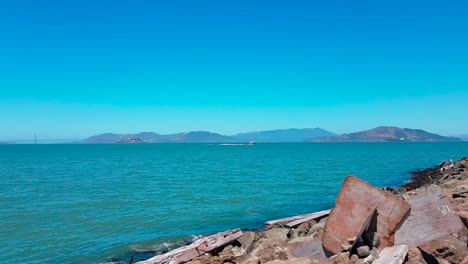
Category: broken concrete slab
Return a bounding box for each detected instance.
[395,185,466,246]
[373,245,408,264]
[288,239,328,261]
[322,176,411,255]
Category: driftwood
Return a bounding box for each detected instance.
[264,209,331,229]
[373,245,409,264]
[135,229,243,264]
[284,210,331,228]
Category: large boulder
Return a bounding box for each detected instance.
[261,228,290,243]
[323,176,411,254]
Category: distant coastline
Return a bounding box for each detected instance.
[81,126,462,144]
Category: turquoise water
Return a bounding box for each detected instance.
[1,142,467,263]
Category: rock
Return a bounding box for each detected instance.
[244,240,289,264]
[289,229,299,239]
[461,256,468,264]
[238,231,257,251]
[419,234,468,264]
[231,246,247,257]
[288,235,317,244]
[297,220,317,231]
[362,255,374,264]
[341,243,352,252]
[395,185,466,247]
[323,176,411,254]
[329,252,349,264]
[356,246,370,258]
[262,228,290,243]
[309,222,325,235]
[373,245,408,264]
[406,247,428,264]
[219,245,233,256]
[435,258,451,264]
[264,258,315,264]
[240,256,260,264]
[288,239,327,260]
[363,232,380,248]
[350,254,359,262]
[452,185,468,198]
[187,255,233,264]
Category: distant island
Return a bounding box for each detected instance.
[82,128,335,143]
[81,127,462,143]
[310,126,462,142]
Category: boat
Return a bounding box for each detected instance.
[248,141,255,145]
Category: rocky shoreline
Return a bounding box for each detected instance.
[135,157,468,264]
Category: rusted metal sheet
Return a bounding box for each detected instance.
[135,229,243,264]
[288,239,328,260]
[322,176,411,255]
[265,209,330,229]
[395,185,466,246]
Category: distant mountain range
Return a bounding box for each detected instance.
[82,128,336,143]
[83,131,234,143]
[310,126,462,142]
[82,127,463,143]
[234,128,336,142]
[458,135,468,141]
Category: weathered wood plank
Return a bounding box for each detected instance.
[373,245,409,264]
[265,210,330,229]
[284,210,331,228]
[395,185,466,246]
[135,229,243,264]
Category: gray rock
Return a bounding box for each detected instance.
[231,246,247,257]
[238,231,257,251]
[288,235,316,244]
[308,222,325,235]
[341,243,352,252]
[350,254,359,262]
[357,245,370,258]
[262,228,289,242]
[289,229,299,239]
[319,217,328,224]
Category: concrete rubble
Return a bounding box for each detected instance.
[136,157,468,264]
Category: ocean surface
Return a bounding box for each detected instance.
[1,142,467,263]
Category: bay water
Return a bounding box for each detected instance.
[1,142,467,263]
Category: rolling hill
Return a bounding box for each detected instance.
[310,126,462,142]
[82,128,336,143]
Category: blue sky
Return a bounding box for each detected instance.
[0,0,467,140]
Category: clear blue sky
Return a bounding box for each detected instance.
[0,0,467,140]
